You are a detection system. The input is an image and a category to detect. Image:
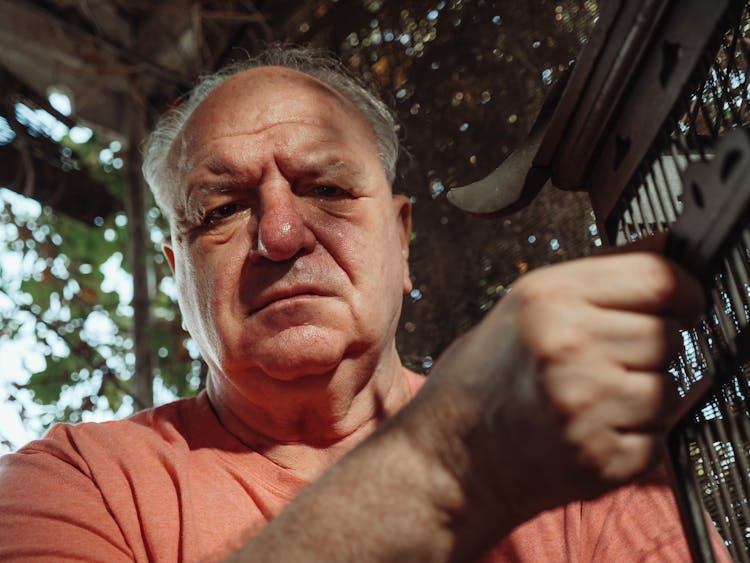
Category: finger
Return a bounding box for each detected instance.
[545,362,681,431]
[585,309,686,370]
[602,432,664,484]
[590,370,682,432]
[554,252,705,326]
[556,365,681,432]
[565,419,663,485]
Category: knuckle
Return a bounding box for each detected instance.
[510,271,552,306]
[541,368,602,422]
[551,383,598,420]
[512,266,575,303]
[605,438,659,483]
[561,421,609,476]
[567,431,657,486]
[527,326,582,365]
[513,278,586,363]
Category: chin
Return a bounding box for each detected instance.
[234,324,348,381]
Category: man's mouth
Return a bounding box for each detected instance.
[247,287,329,315]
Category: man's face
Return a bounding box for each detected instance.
[163,67,412,386]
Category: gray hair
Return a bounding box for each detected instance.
[142,46,399,225]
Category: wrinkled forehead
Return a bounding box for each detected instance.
[174,67,377,160]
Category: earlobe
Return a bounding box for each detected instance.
[392,194,412,254]
[162,237,176,274]
[161,235,190,334]
[392,195,413,294]
[403,263,413,294]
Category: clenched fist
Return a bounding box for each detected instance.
[407,247,705,531]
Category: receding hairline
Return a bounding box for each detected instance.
[167,65,381,176]
[239,65,370,110]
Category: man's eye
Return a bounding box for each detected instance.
[312,185,346,198]
[204,203,241,225]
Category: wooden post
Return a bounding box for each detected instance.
[125,95,154,410]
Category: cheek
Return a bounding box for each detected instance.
[317,211,403,293]
[311,212,360,264]
[174,249,209,325]
[176,242,242,320]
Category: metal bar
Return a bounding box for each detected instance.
[669,424,719,563]
[706,398,750,545]
[697,421,747,559]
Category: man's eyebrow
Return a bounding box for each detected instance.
[291,155,364,179]
[184,180,240,203]
[175,180,243,230]
[183,154,254,195]
[183,153,365,202]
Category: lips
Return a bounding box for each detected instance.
[247,285,331,315]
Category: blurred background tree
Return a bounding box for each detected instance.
[0,0,600,451]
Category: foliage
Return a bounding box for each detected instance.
[0,129,200,448]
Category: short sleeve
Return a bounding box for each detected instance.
[0,436,133,562]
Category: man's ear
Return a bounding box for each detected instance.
[393,194,413,294]
[162,236,176,275]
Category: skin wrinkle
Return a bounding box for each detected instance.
[140,52,401,235]
[184,157,359,202]
[167,67,380,221]
[178,134,368,235]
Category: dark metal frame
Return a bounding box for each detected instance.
[449,2,750,560]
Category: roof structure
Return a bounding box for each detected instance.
[0,0,332,223]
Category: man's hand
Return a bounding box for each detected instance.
[409,249,705,534]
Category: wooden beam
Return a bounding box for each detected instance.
[0,0,192,137]
[123,97,154,409]
[0,143,123,224]
[1,66,77,129]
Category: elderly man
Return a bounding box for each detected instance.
[0,47,727,561]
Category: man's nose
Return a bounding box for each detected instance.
[250,181,316,263]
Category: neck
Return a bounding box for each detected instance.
[206,343,412,481]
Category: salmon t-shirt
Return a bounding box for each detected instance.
[0,369,728,561]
